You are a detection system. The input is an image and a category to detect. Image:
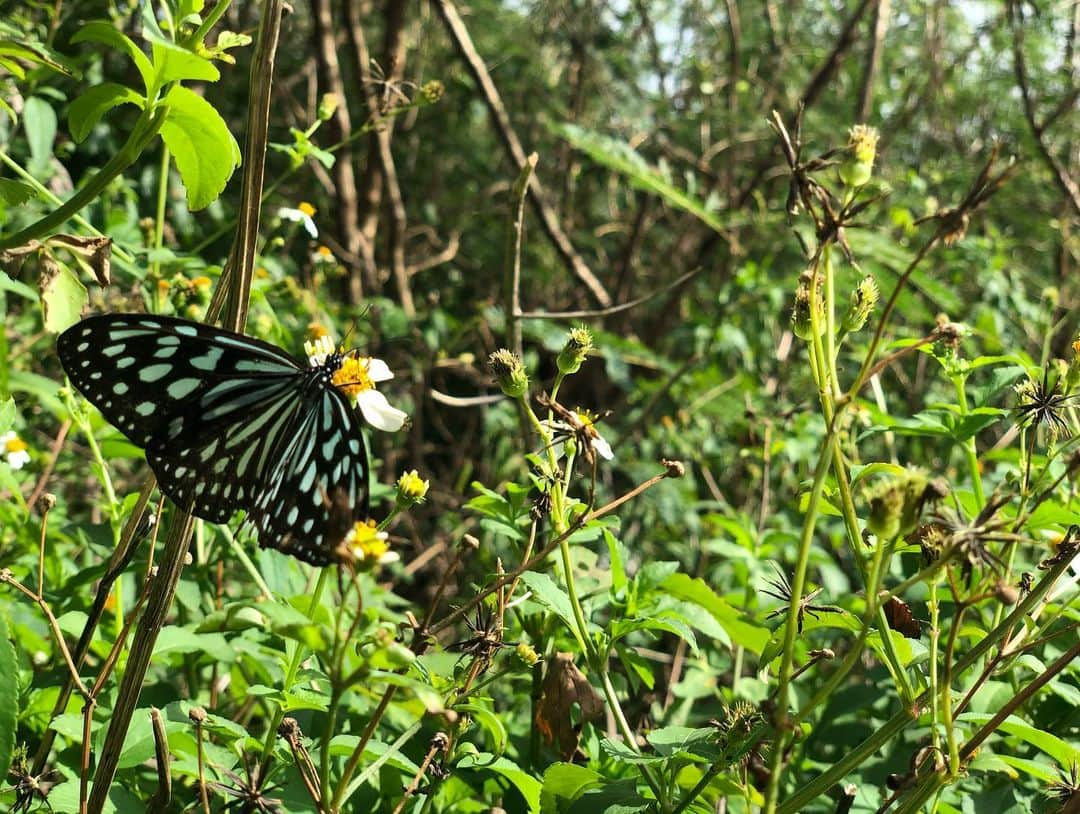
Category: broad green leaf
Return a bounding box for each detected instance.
[457,702,508,754]
[552,122,735,235]
[457,753,541,813]
[957,713,1080,766]
[39,259,88,333]
[610,613,698,652]
[0,271,39,301]
[519,571,592,637]
[0,612,17,781]
[0,398,14,435]
[23,96,57,174]
[159,85,240,209]
[69,83,144,142]
[542,762,603,800]
[0,178,35,206]
[71,21,154,94]
[661,573,770,654]
[150,38,220,84]
[0,39,76,77]
[565,779,651,814]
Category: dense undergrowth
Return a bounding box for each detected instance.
[0,1,1077,812]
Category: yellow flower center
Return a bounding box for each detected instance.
[316,245,333,258]
[191,276,212,288]
[332,354,375,399]
[5,436,27,454]
[298,201,316,217]
[348,520,389,562]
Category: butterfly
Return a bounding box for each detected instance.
[57,313,378,565]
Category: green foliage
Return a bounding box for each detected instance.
[0,0,1077,813]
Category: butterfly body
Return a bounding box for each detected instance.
[58,314,370,564]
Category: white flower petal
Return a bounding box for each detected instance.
[300,215,318,238]
[357,390,407,432]
[0,432,14,444]
[366,358,394,382]
[7,449,30,470]
[591,435,615,461]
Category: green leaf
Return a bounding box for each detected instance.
[661,573,770,654]
[39,259,88,333]
[0,38,76,77]
[565,779,651,814]
[552,122,736,236]
[604,529,627,595]
[23,96,57,174]
[610,613,698,652]
[957,713,1080,766]
[0,178,36,206]
[0,271,40,301]
[71,21,154,94]
[150,38,220,84]
[457,753,541,813]
[0,398,15,435]
[0,612,17,781]
[457,702,507,754]
[542,762,603,800]
[68,83,144,142]
[159,85,240,210]
[519,571,590,637]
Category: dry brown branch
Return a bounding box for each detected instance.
[430,0,612,308]
[856,0,891,121]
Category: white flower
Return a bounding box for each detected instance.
[543,409,614,462]
[304,334,335,367]
[1,431,30,470]
[278,202,318,238]
[333,354,407,432]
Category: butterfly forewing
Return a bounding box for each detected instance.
[57,314,371,564]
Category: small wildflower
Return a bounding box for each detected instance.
[255,266,270,280]
[333,354,407,432]
[556,326,594,375]
[304,335,336,367]
[311,245,335,266]
[487,349,529,398]
[157,278,171,293]
[305,335,407,431]
[396,470,429,506]
[515,642,540,666]
[842,275,879,332]
[191,276,212,289]
[278,202,318,238]
[839,124,879,188]
[1,431,30,470]
[421,80,444,103]
[343,520,398,569]
[307,323,330,341]
[572,409,614,461]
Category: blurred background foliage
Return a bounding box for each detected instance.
[0,0,1077,811]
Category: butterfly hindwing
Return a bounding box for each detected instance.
[58,313,371,564]
[249,387,369,564]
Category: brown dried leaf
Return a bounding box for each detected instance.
[534,652,603,761]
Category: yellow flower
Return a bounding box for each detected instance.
[343,520,397,568]
[396,470,430,506]
[298,201,316,217]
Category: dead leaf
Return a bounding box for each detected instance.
[534,652,603,760]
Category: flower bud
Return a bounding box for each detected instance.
[556,326,593,375]
[421,80,445,104]
[1066,335,1080,392]
[865,468,929,540]
[791,272,824,340]
[396,469,430,507]
[839,124,879,188]
[842,275,879,332]
[487,349,529,398]
[317,93,339,121]
[515,642,540,666]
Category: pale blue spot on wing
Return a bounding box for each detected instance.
[139,364,171,382]
[167,378,201,399]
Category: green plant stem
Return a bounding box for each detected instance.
[151,145,171,280]
[761,432,832,813]
[0,106,167,250]
[776,554,1075,813]
[951,374,986,509]
[597,668,668,809]
[259,567,332,764]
